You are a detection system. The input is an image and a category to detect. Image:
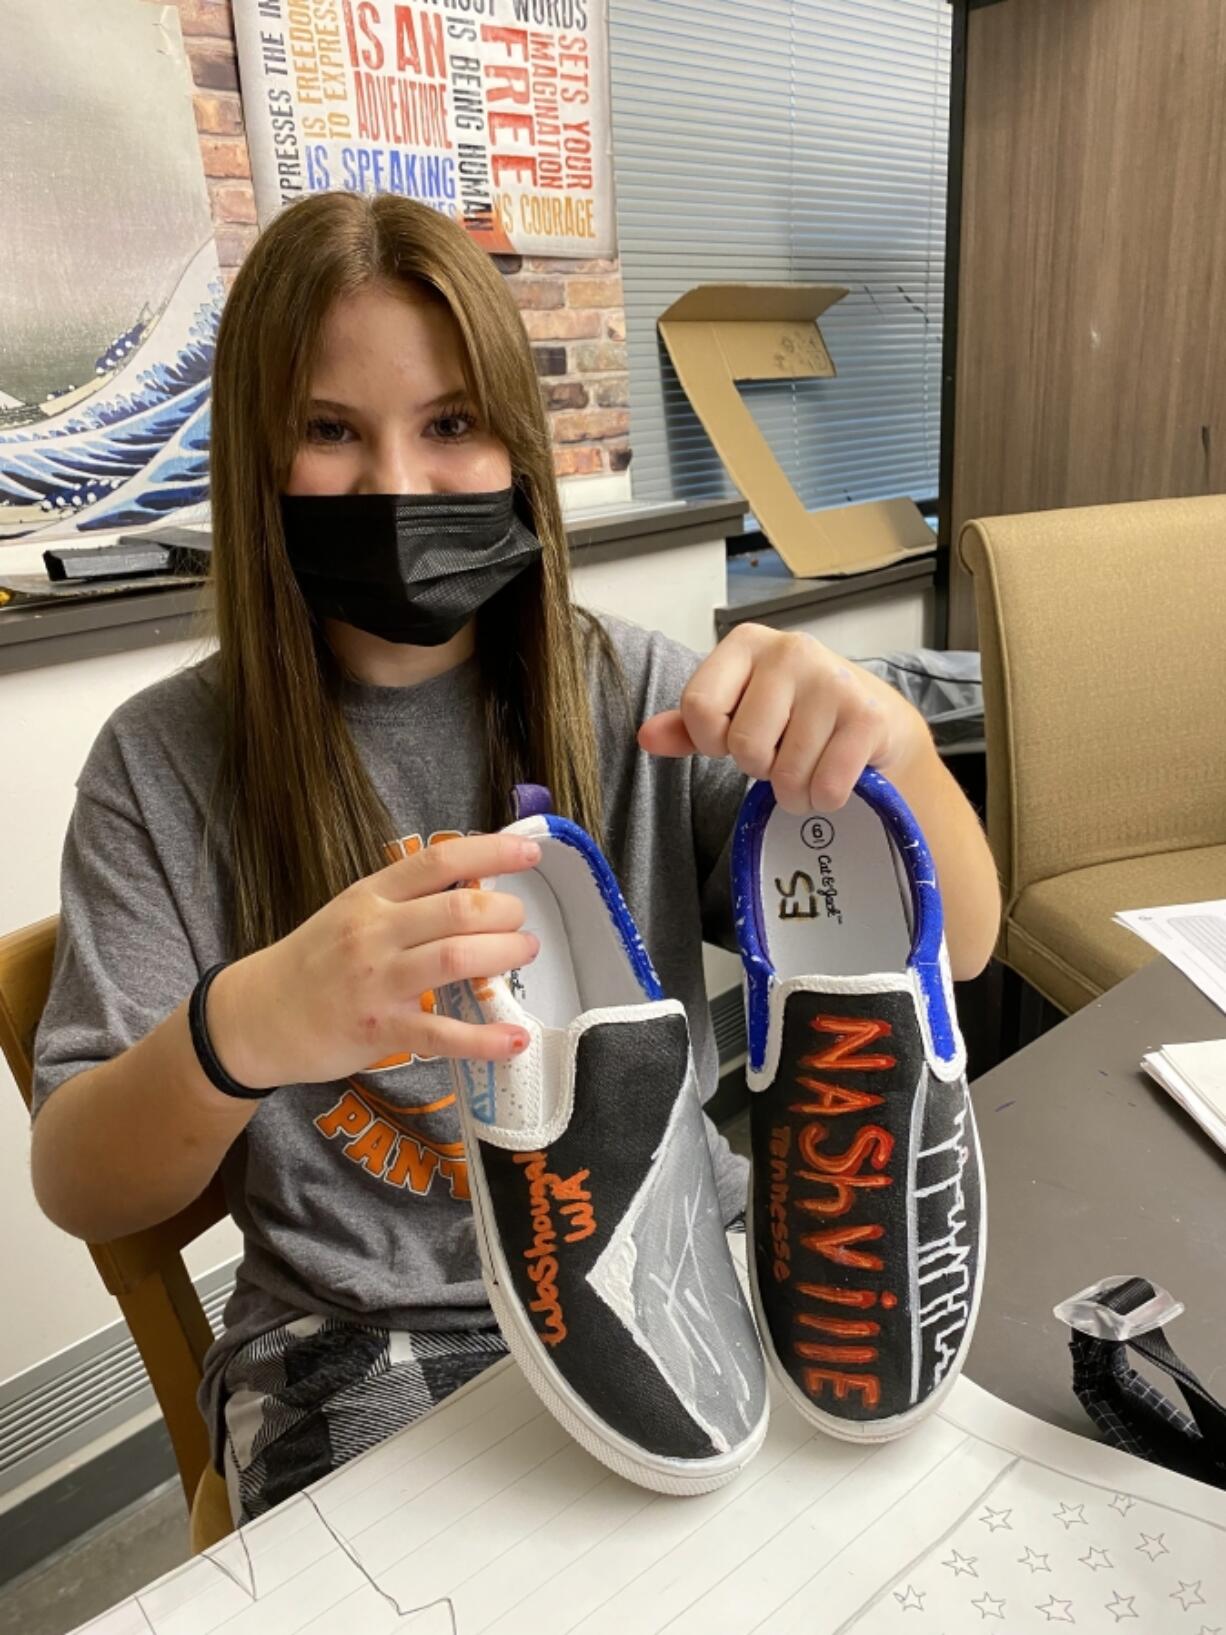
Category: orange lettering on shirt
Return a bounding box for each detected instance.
[366,1050,417,1069]
[315,1090,372,1140]
[349,1081,464,1156]
[436,1157,470,1200]
[319,830,478,1196]
[385,1136,440,1194]
[344,1118,396,1177]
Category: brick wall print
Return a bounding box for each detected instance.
[177,0,631,481]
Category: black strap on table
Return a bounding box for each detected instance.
[1069,1276,1226,1489]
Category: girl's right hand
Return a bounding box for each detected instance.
[205,833,542,1090]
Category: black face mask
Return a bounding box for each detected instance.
[280,487,543,646]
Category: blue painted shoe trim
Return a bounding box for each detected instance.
[542,814,663,1003]
[731,782,776,1077]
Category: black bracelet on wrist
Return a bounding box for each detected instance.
[188,962,274,1102]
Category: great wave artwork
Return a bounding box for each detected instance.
[0,0,222,543]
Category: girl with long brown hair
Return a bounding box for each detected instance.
[30,192,999,1521]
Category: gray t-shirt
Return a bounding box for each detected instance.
[32,615,749,1458]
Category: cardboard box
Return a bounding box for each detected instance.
[657,285,935,578]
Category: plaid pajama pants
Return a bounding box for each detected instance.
[222,1316,509,1523]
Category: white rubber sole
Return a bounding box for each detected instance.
[461,1107,769,1496]
[745,1106,988,1445]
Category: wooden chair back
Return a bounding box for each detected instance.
[0,916,226,1507]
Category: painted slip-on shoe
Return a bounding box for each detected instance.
[732,768,985,1442]
[438,786,769,1496]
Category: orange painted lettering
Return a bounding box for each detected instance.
[804,1015,896,1072]
[795,1341,879,1365]
[769,1125,792,1278]
[796,1312,881,1337]
[550,1172,597,1242]
[795,1176,892,1217]
[800,1223,885,1270]
[787,1010,898,1411]
[791,1080,883,1116]
[802,1368,881,1408]
[797,1122,893,1177]
[795,1282,891,1309]
[514,1150,599,1346]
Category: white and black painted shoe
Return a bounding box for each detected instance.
[439,786,769,1496]
[731,769,986,1441]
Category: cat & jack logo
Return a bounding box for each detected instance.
[776,816,843,923]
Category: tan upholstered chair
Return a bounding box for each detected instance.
[960,496,1226,1014]
[0,916,233,1551]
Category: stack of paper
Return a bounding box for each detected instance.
[67,1238,1226,1632]
[73,1368,1226,1633]
[1142,1038,1226,1151]
[1116,899,1226,1014]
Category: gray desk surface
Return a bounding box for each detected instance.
[715,546,935,635]
[967,955,1226,1437]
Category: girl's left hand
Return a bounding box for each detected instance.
[637,624,927,814]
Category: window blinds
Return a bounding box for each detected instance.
[607,0,951,516]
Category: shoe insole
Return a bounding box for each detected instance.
[499,866,584,1028]
[759,795,912,981]
[494,842,646,1028]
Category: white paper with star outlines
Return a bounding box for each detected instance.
[71,1369,1222,1635]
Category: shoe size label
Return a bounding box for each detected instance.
[774,863,843,924]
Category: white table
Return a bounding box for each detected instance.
[74,1355,1225,1633]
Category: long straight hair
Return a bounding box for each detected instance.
[209,192,613,957]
